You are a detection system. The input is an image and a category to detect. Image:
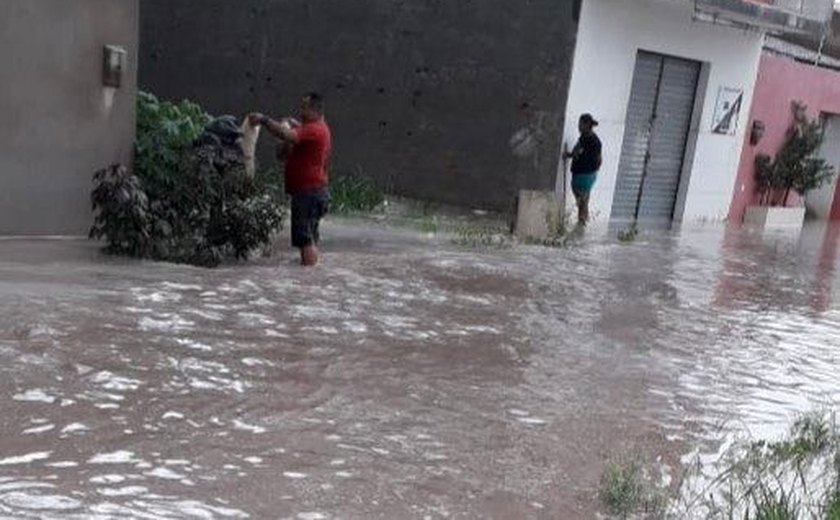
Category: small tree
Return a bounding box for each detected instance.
[90,92,285,267]
[755,103,835,207]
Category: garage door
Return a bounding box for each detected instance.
[611,51,701,224]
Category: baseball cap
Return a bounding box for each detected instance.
[580,113,599,126]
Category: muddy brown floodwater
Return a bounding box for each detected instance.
[1,220,840,519]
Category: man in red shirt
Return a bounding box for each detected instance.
[250,93,332,266]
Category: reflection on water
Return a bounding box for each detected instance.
[0,220,839,518]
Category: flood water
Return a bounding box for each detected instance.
[1,220,839,519]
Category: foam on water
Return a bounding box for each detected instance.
[13,389,56,404]
[90,371,142,391]
[45,462,78,468]
[88,451,140,465]
[297,513,327,520]
[0,452,52,465]
[60,423,88,434]
[22,424,54,435]
[89,475,126,484]
[232,419,266,434]
[98,485,148,497]
[145,467,185,480]
[138,315,194,333]
[173,338,213,352]
[0,491,81,511]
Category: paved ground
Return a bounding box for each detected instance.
[1,219,840,519]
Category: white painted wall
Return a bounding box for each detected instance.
[558,0,764,224]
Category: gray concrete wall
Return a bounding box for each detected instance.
[140,0,578,210]
[780,12,840,60]
[0,0,138,235]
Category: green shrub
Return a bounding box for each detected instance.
[825,490,840,519]
[605,412,840,518]
[755,103,835,207]
[750,493,799,520]
[600,458,645,518]
[219,193,285,261]
[90,92,285,267]
[672,411,840,519]
[329,173,384,213]
[135,91,211,189]
[89,165,152,257]
[599,456,666,519]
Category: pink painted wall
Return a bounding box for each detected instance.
[728,54,840,223]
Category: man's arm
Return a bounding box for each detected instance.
[249,113,299,143]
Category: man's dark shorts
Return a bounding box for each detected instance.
[291,188,330,248]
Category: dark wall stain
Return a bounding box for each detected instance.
[140,0,579,210]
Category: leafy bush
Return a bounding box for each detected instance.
[90,165,152,257]
[135,92,211,189]
[329,173,384,213]
[755,104,835,207]
[219,193,285,260]
[90,92,285,267]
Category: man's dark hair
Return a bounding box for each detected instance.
[304,92,325,113]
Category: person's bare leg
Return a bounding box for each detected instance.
[574,193,585,225]
[302,245,319,267]
[576,192,590,225]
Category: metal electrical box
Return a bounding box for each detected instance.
[103,45,127,88]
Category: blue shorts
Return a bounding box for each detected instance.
[572,172,597,196]
[291,188,330,248]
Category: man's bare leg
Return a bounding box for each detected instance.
[301,245,319,267]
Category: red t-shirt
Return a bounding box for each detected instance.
[285,119,332,194]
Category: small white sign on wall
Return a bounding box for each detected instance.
[712,86,744,136]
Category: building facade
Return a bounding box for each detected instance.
[729,47,840,223]
[560,0,833,227]
[561,0,766,226]
[0,0,139,235]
